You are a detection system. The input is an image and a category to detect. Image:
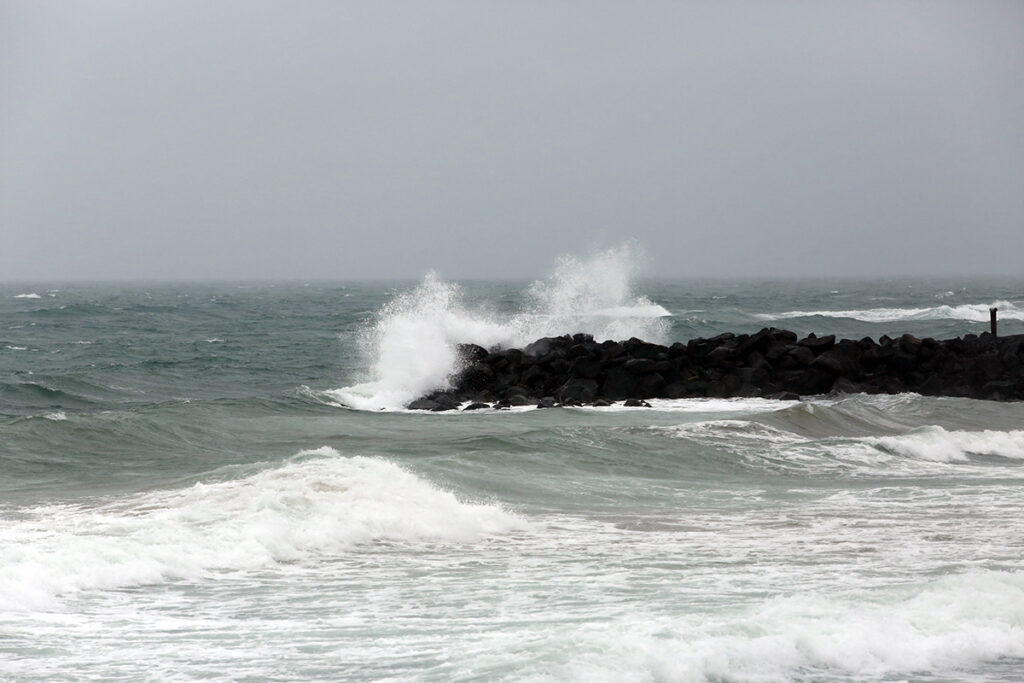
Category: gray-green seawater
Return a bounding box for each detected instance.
[2,273,1024,682]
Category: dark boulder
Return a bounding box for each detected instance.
[635,373,666,398]
[798,334,836,352]
[456,343,489,364]
[624,358,658,375]
[557,378,598,404]
[453,362,495,391]
[408,398,439,411]
[407,327,1024,408]
[788,346,816,367]
[601,366,637,400]
[569,355,602,379]
[623,398,652,407]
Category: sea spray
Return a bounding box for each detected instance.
[331,272,513,410]
[516,246,671,342]
[331,246,671,410]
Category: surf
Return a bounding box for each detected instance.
[0,447,524,611]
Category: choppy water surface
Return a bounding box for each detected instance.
[2,259,1024,681]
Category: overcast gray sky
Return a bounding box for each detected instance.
[2,1,1022,281]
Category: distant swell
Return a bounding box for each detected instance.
[760,300,1024,323]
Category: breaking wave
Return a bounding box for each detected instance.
[0,447,524,611]
[866,425,1024,462]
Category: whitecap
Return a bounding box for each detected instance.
[581,397,795,414]
[12,293,41,299]
[865,425,1024,462]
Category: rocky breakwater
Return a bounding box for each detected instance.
[407,328,1024,410]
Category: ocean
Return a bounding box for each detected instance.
[3,255,1024,681]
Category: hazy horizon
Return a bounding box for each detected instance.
[3,1,1022,281]
[5,272,1024,287]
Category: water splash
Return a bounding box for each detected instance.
[515,246,671,342]
[333,272,511,410]
[330,245,670,410]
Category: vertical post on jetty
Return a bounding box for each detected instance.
[990,307,998,337]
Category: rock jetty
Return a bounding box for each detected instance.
[408,328,1024,410]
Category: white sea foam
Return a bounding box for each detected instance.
[12,293,41,299]
[331,246,670,410]
[549,569,1024,682]
[577,397,795,414]
[0,447,523,611]
[43,411,67,421]
[760,300,1024,323]
[5,345,27,351]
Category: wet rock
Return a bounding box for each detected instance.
[767,391,800,401]
[601,366,637,400]
[407,398,439,411]
[798,334,836,352]
[569,355,601,379]
[634,372,666,398]
[623,398,651,407]
[558,378,598,404]
[624,358,658,374]
[788,346,815,367]
[456,343,489,364]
